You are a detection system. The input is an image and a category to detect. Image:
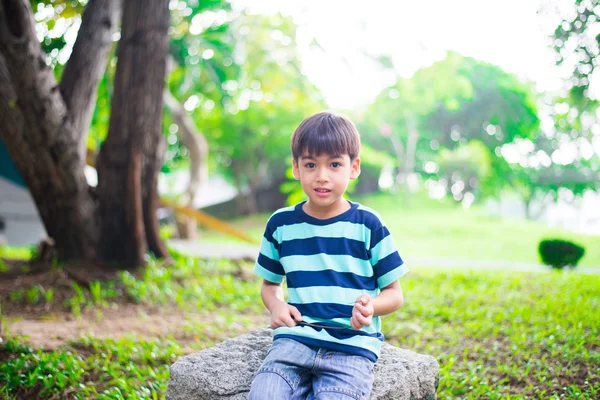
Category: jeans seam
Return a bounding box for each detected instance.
[316,386,362,399]
[256,367,294,391]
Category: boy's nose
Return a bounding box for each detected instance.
[316,168,329,182]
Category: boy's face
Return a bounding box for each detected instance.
[292,153,361,215]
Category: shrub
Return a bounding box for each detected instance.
[538,239,585,269]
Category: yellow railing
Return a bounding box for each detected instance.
[88,150,258,244]
[159,198,258,244]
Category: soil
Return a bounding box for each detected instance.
[0,257,267,350]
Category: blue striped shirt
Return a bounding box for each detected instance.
[254,201,408,361]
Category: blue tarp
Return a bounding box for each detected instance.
[0,138,26,187]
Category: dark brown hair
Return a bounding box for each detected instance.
[291,111,361,160]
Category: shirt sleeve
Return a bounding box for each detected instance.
[369,221,408,289]
[253,217,286,283]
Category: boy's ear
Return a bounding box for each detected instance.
[350,157,361,180]
[292,158,301,180]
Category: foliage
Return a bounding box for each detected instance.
[2,264,599,398]
[425,54,540,149]
[194,12,325,192]
[0,245,33,260]
[538,238,586,269]
[499,124,600,219]
[162,0,238,173]
[3,252,263,316]
[549,0,600,109]
[359,52,474,163]
[359,52,540,200]
[435,140,492,201]
[1,335,179,398]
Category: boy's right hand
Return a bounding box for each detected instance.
[270,301,302,329]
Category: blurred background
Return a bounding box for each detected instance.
[4,0,598,268]
[1,1,600,399]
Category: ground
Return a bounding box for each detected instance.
[0,257,267,351]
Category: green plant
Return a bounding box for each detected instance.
[538,239,585,269]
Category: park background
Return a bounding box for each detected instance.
[0,0,599,398]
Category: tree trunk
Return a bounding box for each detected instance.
[60,0,122,162]
[0,0,119,261]
[97,0,170,266]
[231,160,248,215]
[163,79,209,240]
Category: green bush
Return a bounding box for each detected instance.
[538,239,585,269]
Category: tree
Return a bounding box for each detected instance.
[0,0,170,267]
[163,0,236,238]
[546,0,600,109]
[360,52,474,188]
[195,12,326,214]
[503,104,600,219]
[359,52,540,199]
[435,140,492,202]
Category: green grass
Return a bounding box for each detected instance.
[2,252,599,399]
[0,245,33,260]
[199,191,600,267]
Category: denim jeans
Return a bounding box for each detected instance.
[248,337,375,400]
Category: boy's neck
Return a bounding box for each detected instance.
[302,198,351,220]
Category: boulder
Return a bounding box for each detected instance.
[167,328,439,400]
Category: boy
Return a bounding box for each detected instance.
[249,111,408,399]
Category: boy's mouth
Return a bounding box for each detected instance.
[314,188,331,196]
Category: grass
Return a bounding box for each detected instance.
[1,250,599,399]
[198,191,600,267]
[0,245,33,261]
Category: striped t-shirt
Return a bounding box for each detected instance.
[254,200,408,361]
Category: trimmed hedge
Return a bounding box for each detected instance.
[538,239,585,269]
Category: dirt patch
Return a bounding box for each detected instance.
[4,304,269,351]
[0,260,268,350]
[5,305,183,349]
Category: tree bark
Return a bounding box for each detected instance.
[143,135,169,257]
[60,0,121,162]
[0,0,118,261]
[96,0,170,266]
[163,90,209,205]
[163,84,209,239]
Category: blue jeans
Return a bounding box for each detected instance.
[248,338,375,400]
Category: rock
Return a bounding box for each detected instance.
[167,328,439,400]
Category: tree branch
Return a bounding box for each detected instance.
[163,88,209,206]
[163,55,209,208]
[60,0,121,162]
[0,0,68,143]
[0,52,29,175]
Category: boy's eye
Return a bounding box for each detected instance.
[331,162,341,168]
[304,163,315,169]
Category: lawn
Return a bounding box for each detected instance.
[199,191,600,267]
[1,252,599,399]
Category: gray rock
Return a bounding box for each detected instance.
[167,328,439,400]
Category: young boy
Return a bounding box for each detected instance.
[249,111,408,399]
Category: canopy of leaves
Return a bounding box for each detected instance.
[190,12,326,187]
[550,0,600,109]
[358,52,540,199]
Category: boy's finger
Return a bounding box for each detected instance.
[290,306,302,321]
[282,314,297,327]
[355,302,371,317]
[350,316,360,330]
[356,294,370,305]
[356,313,371,326]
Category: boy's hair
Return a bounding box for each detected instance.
[291,111,361,161]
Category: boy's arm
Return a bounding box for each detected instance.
[350,281,404,330]
[371,280,404,316]
[261,279,302,329]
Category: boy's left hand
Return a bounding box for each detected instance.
[350,294,374,330]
